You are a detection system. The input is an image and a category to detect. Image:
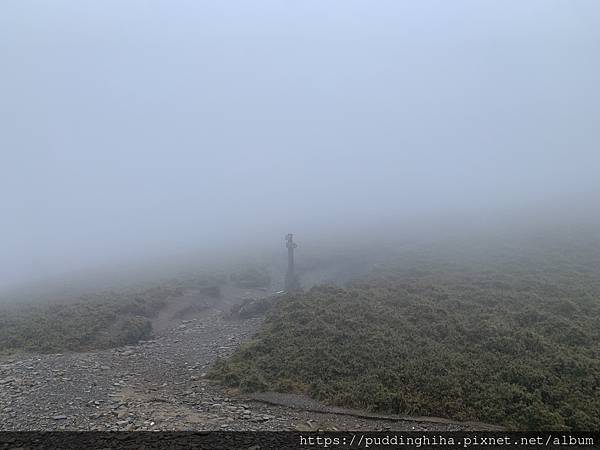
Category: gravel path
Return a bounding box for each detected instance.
[0,290,480,432]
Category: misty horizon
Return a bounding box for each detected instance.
[2,0,599,289]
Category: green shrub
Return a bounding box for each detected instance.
[210,274,600,431]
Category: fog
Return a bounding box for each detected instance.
[1,1,599,291]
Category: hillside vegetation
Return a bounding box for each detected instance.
[211,232,600,431]
[0,285,184,355]
[0,268,246,356]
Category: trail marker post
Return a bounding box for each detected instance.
[285,233,300,291]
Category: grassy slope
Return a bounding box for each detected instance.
[0,266,270,356]
[0,285,183,354]
[211,234,600,431]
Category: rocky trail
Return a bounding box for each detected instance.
[0,288,485,432]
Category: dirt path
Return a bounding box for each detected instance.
[0,288,483,431]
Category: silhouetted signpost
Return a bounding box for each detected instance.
[285,233,300,291]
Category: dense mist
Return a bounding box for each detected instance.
[2,0,599,290]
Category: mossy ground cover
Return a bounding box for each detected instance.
[211,271,600,430]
